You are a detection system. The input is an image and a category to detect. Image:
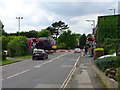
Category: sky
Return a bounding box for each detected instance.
[0,0,119,35]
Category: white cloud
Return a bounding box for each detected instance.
[0,0,119,35]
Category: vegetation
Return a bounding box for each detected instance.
[96,15,120,54]
[95,56,120,72]
[47,21,69,40]
[57,30,79,49]
[116,67,120,89]
[0,59,19,65]
[7,36,28,57]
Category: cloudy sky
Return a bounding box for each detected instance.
[0,0,119,35]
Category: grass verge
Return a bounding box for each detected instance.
[14,55,32,59]
[0,60,20,66]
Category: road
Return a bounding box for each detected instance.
[2,52,81,88]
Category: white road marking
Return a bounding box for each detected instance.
[4,53,69,80]
[34,53,68,68]
[7,69,30,79]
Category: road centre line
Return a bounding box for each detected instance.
[34,53,68,68]
[4,53,68,80]
[7,69,30,79]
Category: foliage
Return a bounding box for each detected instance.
[2,51,6,60]
[57,30,78,49]
[96,15,120,46]
[116,67,120,89]
[1,36,17,50]
[27,30,38,38]
[7,36,28,57]
[95,56,120,72]
[57,43,66,49]
[96,15,120,55]
[87,33,92,38]
[0,50,6,60]
[79,34,86,49]
[47,21,69,40]
[38,29,50,37]
[94,48,104,60]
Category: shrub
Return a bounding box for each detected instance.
[116,67,120,89]
[57,43,66,49]
[94,48,104,60]
[2,51,6,60]
[7,36,28,57]
[95,56,120,72]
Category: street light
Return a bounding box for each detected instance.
[86,20,95,28]
[86,20,95,35]
[109,8,115,15]
[16,17,23,33]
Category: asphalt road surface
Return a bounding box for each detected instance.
[2,52,81,88]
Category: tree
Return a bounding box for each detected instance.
[2,36,9,50]
[87,33,92,38]
[7,36,28,57]
[47,21,69,40]
[57,30,78,49]
[38,29,50,37]
[79,34,87,49]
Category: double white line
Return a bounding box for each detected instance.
[60,56,81,89]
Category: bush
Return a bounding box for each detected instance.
[94,48,104,60]
[57,43,66,49]
[7,36,28,57]
[2,51,6,60]
[116,67,120,89]
[95,56,120,72]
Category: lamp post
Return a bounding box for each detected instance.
[86,20,95,35]
[16,17,23,33]
[109,8,115,15]
[86,20,95,28]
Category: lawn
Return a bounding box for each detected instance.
[0,60,19,65]
[14,55,32,59]
[0,55,32,66]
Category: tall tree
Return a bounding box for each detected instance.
[47,21,69,40]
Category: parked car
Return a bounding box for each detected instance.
[98,52,116,59]
[32,49,48,60]
[74,48,81,53]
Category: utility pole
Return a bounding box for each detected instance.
[16,17,23,33]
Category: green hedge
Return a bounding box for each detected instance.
[7,36,28,57]
[95,56,120,72]
[96,15,120,46]
[116,67,120,89]
[94,48,104,60]
[0,51,6,60]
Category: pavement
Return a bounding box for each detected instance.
[69,56,104,89]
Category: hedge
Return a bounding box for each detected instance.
[95,56,120,72]
[94,48,104,60]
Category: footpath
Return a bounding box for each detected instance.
[69,57,105,89]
